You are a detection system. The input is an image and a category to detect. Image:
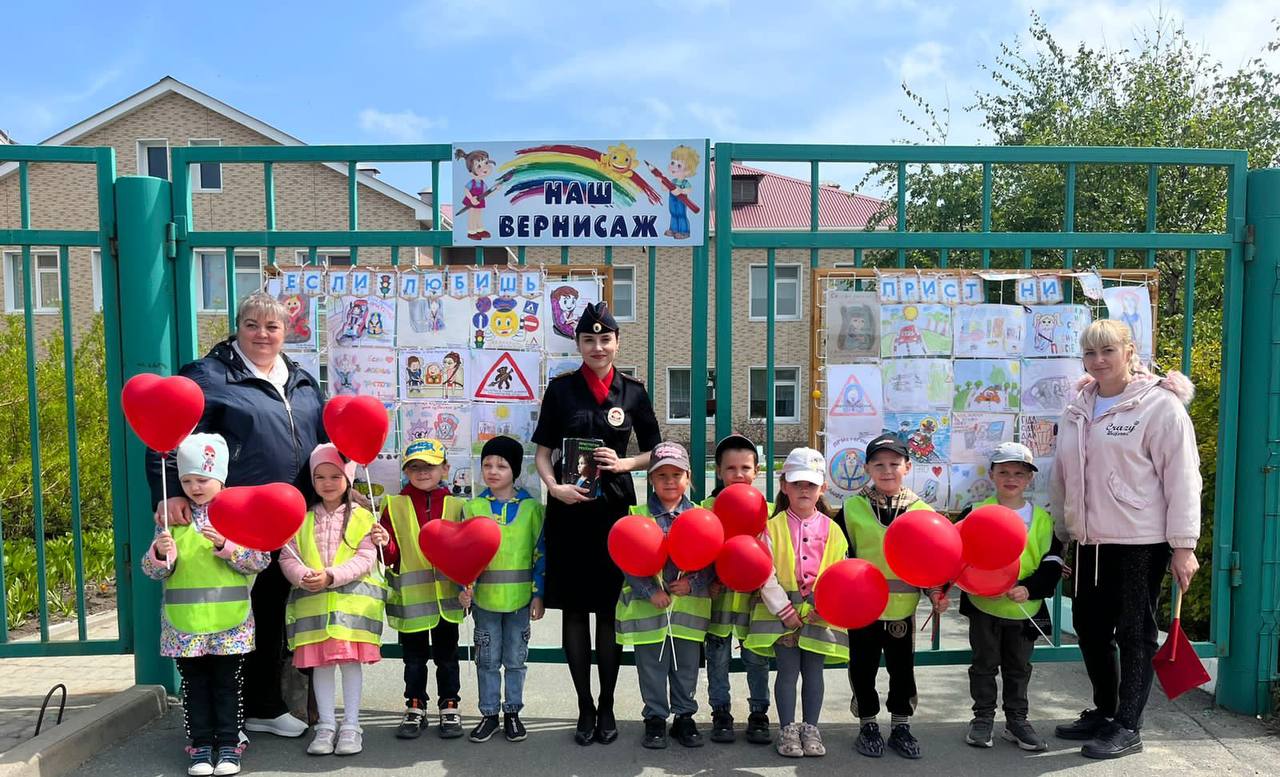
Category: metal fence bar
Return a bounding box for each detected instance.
[765,248,777,498]
[0,507,8,641]
[264,162,276,266]
[431,161,442,265]
[896,161,907,268]
[647,246,656,393]
[1146,164,1158,268]
[224,246,238,331]
[1064,162,1076,268]
[982,162,992,268]
[1183,249,1197,374]
[348,161,359,265]
[58,245,88,641]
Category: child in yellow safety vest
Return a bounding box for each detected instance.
[744,447,847,759]
[457,435,546,744]
[958,442,1064,752]
[616,441,714,750]
[281,444,390,758]
[143,433,271,777]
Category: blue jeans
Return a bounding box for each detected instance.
[472,605,531,716]
[705,634,771,713]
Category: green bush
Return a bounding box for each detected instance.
[3,530,115,630]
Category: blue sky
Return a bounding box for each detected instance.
[2,0,1275,198]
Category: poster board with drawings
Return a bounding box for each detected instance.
[882,412,951,464]
[467,350,541,402]
[399,349,467,400]
[824,432,878,500]
[396,293,472,349]
[1018,415,1060,459]
[882,359,953,411]
[1102,285,1154,360]
[269,280,319,350]
[880,304,953,357]
[953,359,1021,413]
[1020,359,1084,415]
[544,279,602,355]
[824,289,880,361]
[327,295,396,348]
[952,304,1025,357]
[399,401,473,456]
[907,463,950,510]
[470,269,544,351]
[471,402,540,456]
[1024,304,1091,357]
[950,412,1016,464]
[824,364,884,438]
[328,347,397,400]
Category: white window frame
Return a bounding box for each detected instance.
[4,250,61,314]
[294,249,352,267]
[195,250,264,313]
[91,249,103,312]
[616,365,637,378]
[748,263,802,321]
[665,366,716,425]
[748,365,802,424]
[190,139,222,193]
[137,139,170,179]
[611,265,636,321]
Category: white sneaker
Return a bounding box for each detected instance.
[335,726,363,756]
[776,723,804,757]
[800,723,826,756]
[245,713,308,738]
[306,727,336,756]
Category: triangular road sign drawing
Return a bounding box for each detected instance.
[475,351,536,401]
[829,369,878,416]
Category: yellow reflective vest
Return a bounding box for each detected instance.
[384,495,465,632]
[463,496,543,613]
[614,505,712,646]
[966,498,1055,621]
[843,495,932,621]
[700,495,771,640]
[163,524,252,635]
[285,507,387,649]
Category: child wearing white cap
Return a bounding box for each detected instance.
[142,433,272,776]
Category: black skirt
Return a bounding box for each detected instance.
[542,496,627,613]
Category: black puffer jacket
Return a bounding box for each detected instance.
[146,338,326,504]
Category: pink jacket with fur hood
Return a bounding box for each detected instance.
[1049,370,1201,549]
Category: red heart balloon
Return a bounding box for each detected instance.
[959,504,1028,570]
[323,395,389,465]
[814,558,890,630]
[714,535,773,592]
[207,483,307,553]
[713,483,769,538]
[668,507,725,571]
[883,510,964,589]
[956,557,1022,597]
[608,515,668,577]
[419,517,502,586]
[122,373,205,452]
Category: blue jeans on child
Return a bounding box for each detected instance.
[472,605,531,716]
[705,634,771,713]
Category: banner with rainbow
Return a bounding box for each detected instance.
[451,139,707,247]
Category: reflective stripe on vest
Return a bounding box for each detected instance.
[844,496,930,621]
[162,524,252,635]
[464,497,543,613]
[701,496,771,639]
[385,495,462,631]
[285,507,387,649]
[614,506,712,645]
[967,498,1056,621]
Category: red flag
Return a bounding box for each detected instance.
[1153,587,1210,700]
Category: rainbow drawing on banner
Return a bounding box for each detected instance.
[498,144,665,208]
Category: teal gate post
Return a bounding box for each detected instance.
[1218,167,1280,715]
[113,175,181,692]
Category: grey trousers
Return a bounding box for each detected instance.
[967,608,1034,720]
[635,636,702,720]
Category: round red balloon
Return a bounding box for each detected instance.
[207,483,307,553]
[668,508,725,571]
[814,558,890,630]
[608,515,668,577]
[883,510,964,589]
[714,536,773,592]
[959,504,1028,571]
[419,517,502,586]
[323,395,390,465]
[122,373,205,453]
[713,483,769,538]
[956,557,1021,597]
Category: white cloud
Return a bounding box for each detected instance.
[890,41,949,84]
[357,108,443,143]
[512,41,702,97]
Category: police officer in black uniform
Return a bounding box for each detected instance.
[533,301,660,747]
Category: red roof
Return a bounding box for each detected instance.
[712,162,889,231]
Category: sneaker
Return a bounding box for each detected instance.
[186,746,215,776]
[854,722,884,758]
[504,713,527,742]
[439,702,464,739]
[887,723,922,759]
[470,715,500,743]
[745,711,771,745]
[244,713,308,738]
[710,708,735,743]
[671,714,704,748]
[642,716,668,749]
[800,723,826,756]
[306,727,336,756]
[1003,719,1048,751]
[1081,721,1143,759]
[396,701,426,739]
[775,723,803,758]
[334,726,362,756]
[966,716,994,748]
[1055,709,1110,740]
[212,746,242,776]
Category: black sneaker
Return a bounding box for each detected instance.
[745,711,771,745]
[642,716,668,749]
[965,716,994,748]
[1055,709,1110,741]
[186,745,214,776]
[854,722,884,758]
[710,708,735,743]
[1003,718,1048,751]
[1081,721,1142,759]
[504,713,527,742]
[469,715,500,743]
[671,714,704,747]
[439,701,464,739]
[396,701,426,739]
[887,723,922,759]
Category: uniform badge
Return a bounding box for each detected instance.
[592,322,602,333]
[887,619,910,639]
[607,407,625,427]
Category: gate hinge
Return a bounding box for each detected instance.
[108,237,118,258]
[1229,550,1242,587]
[164,222,177,259]
[1243,223,1255,262]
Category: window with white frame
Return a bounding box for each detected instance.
[667,367,716,423]
[617,366,637,378]
[196,251,264,313]
[4,250,61,313]
[749,367,800,422]
[137,140,169,180]
[612,266,635,321]
[190,139,222,192]
[91,250,103,311]
[749,264,801,320]
[295,250,352,267]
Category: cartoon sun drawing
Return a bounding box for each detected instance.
[600,143,638,178]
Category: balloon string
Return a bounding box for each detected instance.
[160,452,171,570]
[281,543,305,567]
[1015,602,1052,645]
[361,464,384,571]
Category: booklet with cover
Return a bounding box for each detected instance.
[562,437,603,498]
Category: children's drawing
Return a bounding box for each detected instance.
[951,412,1016,464]
[544,280,601,355]
[1018,415,1059,459]
[400,349,467,401]
[953,304,1026,357]
[327,347,397,400]
[1020,358,1084,415]
[824,290,879,360]
[456,147,497,240]
[824,433,878,500]
[288,351,320,383]
[949,463,995,511]
[397,295,471,349]
[327,295,396,348]
[545,357,581,383]
[471,402,540,456]
[907,464,949,509]
[883,412,951,464]
[657,144,700,239]
[1027,458,1054,506]
[881,359,953,410]
[473,284,543,351]
[468,350,540,402]
[1023,304,1091,357]
[449,461,474,498]
[277,292,318,349]
[880,304,952,357]
[825,364,884,438]
[953,359,1021,412]
[361,451,404,499]
[1102,285,1153,359]
[399,401,472,455]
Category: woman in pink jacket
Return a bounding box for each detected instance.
[1049,319,1202,760]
